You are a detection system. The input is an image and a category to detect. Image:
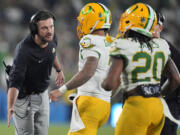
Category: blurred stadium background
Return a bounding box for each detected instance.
[0,0,180,134]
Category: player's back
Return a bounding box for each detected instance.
[111,37,170,92]
[77,34,112,102]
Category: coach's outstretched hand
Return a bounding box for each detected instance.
[55,71,65,86]
[49,89,63,101]
[7,107,14,127]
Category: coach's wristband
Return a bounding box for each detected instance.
[56,69,61,73]
[58,85,68,93]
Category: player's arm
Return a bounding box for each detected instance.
[161,58,180,96]
[66,56,98,89]
[50,56,98,101]
[102,57,124,91]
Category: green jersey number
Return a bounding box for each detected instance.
[131,52,165,83]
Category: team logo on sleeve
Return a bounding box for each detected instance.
[80,37,94,48]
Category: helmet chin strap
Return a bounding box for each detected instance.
[90,20,99,33]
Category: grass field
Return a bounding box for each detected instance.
[0,122,114,135]
[1,122,180,135]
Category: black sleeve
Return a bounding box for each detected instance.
[161,40,180,81]
[162,41,180,100]
[9,44,27,90]
[169,44,180,70]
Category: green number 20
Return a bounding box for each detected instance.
[131,52,165,83]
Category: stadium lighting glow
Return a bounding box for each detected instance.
[110,103,123,127]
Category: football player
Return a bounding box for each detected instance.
[102,3,180,135]
[50,3,112,135]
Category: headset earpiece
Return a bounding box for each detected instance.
[29,13,38,35]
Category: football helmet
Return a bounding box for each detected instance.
[118,3,157,37]
[77,3,112,39]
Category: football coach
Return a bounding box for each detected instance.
[7,10,65,135]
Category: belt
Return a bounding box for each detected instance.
[18,89,46,99]
[31,90,45,95]
[124,84,161,99]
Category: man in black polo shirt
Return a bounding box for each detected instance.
[153,12,180,135]
[161,43,180,135]
[7,10,65,135]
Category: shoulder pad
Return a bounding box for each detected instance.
[113,38,130,49]
[110,38,134,56]
[152,38,170,49]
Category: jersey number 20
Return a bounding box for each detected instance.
[131,52,165,83]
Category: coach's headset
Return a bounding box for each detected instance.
[157,12,165,26]
[29,10,56,36]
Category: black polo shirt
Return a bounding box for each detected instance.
[9,34,57,98]
[164,42,180,101]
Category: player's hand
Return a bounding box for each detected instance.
[49,89,63,102]
[7,107,14,127]
[56,71,65,86]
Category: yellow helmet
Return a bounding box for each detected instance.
[118,3,157,37]
[77,3,112,39]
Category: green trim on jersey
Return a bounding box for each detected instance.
[93,50,101,59]
[80,49,101,60]
[110,47,121,55]
[80,49,84,59]
[111,53,129,69]
[110,47,129,69]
